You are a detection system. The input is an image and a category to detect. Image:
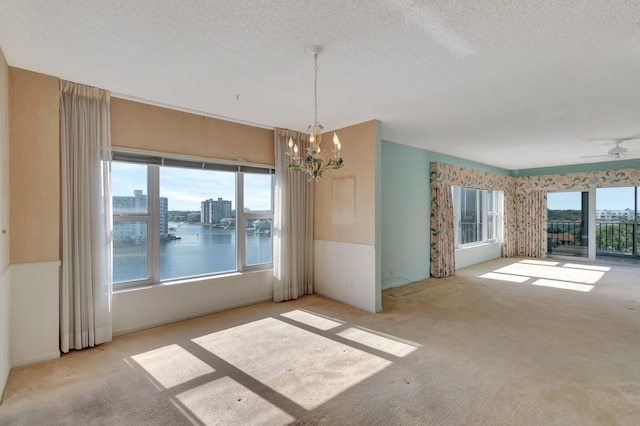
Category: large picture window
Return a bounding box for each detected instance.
[452,186,504,247]
[112,151,274,289]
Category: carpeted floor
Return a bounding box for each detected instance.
[1,257,639,425]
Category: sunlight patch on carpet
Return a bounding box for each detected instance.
[175,376,294,426]
[192,317,391,410]
[480,272,530,283]
[494,263,604,284]
[532,278,594,292]
[563,263,611,272]
[131,344,215,389]
[336,327,419,357]
[280,309,343,330]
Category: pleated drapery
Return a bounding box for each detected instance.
[429,185,455,278]
[60,80,113,353]
[517,190,548,257]
[502,191,518,257]
[273,129,314,301]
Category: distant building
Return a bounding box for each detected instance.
[595,209,638,221]
[201,197,232,224]
[113,190,168,243]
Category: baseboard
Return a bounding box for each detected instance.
[113,296,274,336]
[313,288,372,313]
[0,364,8,403]
[11,351,60,368]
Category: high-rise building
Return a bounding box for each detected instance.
[201,197,233,224]
[113,190,168,243]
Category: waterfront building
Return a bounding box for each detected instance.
[113,190,168,243]
[201,197,233,224]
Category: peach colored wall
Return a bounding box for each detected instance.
[0,50,9,271]
[9,68,60,263]
[313,120,377,245]
[111,98,275,165]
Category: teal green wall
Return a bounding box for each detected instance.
[513,158,640,176]
[381,140,430,288]
[380,141,509,288]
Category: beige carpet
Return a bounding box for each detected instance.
[1,257,639,425]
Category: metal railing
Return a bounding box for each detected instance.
[459,222,481,244]
[547,220,638,256]
[596,221,636,255]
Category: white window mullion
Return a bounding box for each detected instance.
[482,190,488,242]
[452,186,460,247]
[148,165,160,283]
[236,172,245,271]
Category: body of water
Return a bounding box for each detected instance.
[114,223,272,283]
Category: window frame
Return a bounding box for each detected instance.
[452,186,504,248]
[112,149,274,290]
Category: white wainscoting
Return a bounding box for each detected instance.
[9,261,61,367]
[314,240,378,313]
[113,270,274,335]
[1,265,10,398]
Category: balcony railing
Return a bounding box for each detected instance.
[547,220,638,256]
[595,221,636,255]
[459,222,481,244]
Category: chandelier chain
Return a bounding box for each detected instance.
[313,53,318,124]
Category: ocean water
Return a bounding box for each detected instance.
[113,223,272,283]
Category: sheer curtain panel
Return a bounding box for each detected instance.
[60,81,113,352]
[273,129,314,301]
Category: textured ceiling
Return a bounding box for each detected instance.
[1,0,639,170]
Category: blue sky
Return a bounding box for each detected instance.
[547,187,636,210]
[112,162,272,211]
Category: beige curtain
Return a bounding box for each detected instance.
[273,129,314,301]
[517,190,547,257]
[60,80,112,352]
[430,185,455,277]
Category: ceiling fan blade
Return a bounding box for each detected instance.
[579,154,611,158]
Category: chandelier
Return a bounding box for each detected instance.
[287,45,344,181]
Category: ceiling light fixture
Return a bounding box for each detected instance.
[287,45,344,181]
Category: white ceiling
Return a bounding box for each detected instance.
[1,0,639,170]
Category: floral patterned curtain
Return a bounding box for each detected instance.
[502,188,518,257]
[516,190,547,257]
[430,163,515,275]
[430,184,455,277]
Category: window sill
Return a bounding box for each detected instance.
[114,268,273,294]
[455,241,502,251]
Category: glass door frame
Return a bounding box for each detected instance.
[546,188,596,262]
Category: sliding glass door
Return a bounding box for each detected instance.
[547,187,640,262]
[547,191,589,258]
[595,186,639,259]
